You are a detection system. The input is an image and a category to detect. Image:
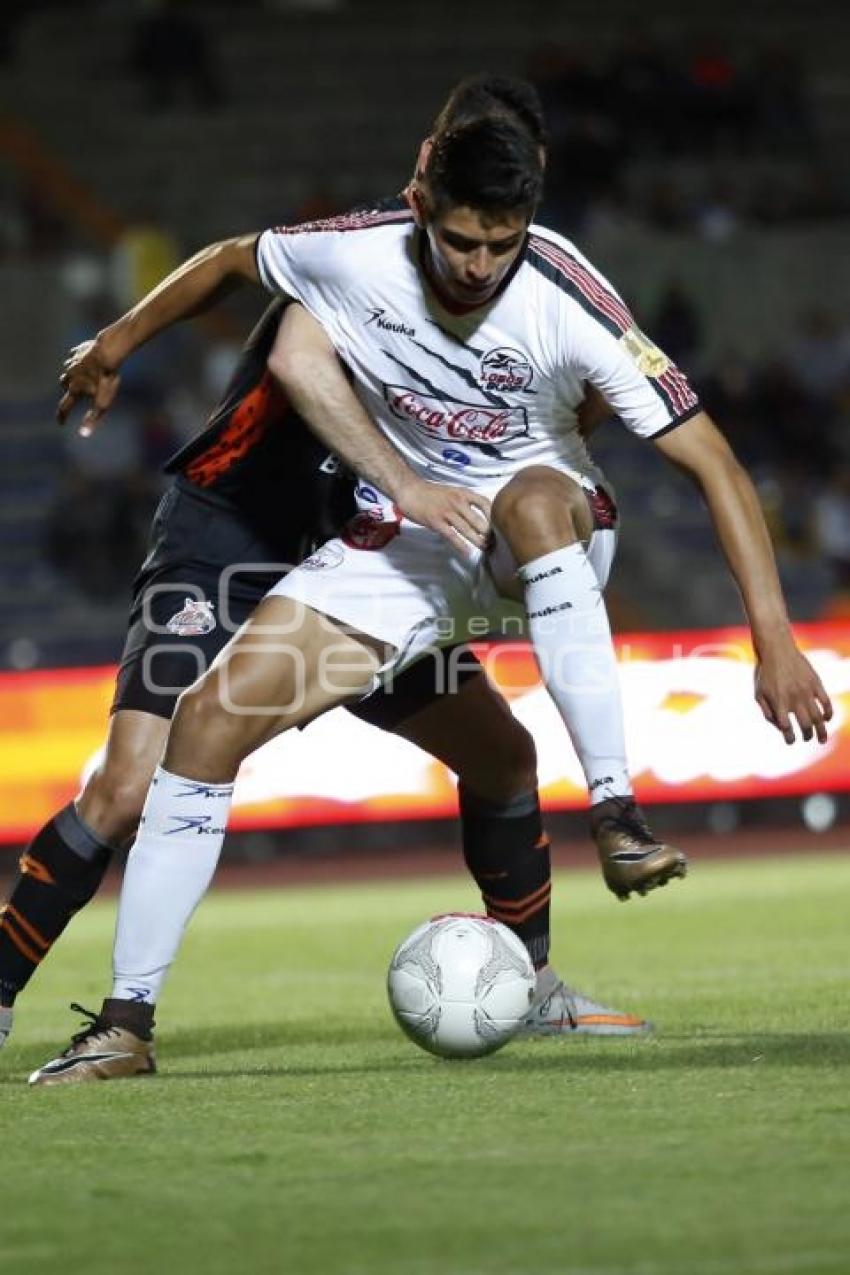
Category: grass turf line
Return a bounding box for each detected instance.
[1,854,849,1275]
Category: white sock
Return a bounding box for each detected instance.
[519,544,632,805]
[112,766,234,1005]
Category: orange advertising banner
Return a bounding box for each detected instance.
[1,623,848,845]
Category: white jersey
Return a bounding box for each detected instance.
[255,200,699,510]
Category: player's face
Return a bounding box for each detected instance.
[423,206,529,306]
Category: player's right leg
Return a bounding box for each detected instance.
[13,477,283,1066]
[27,595,385,1086]
[490,466,687,901]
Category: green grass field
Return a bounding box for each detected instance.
[2,853,849,1275]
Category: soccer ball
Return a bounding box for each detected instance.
[387,913,536,1059]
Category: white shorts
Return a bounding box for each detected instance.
[268,510,618,682]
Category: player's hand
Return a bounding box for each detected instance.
[395,477,491,550]
[57,339,122,436]
[754,640,833,745]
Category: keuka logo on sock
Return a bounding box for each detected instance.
[524,565,563,585]
[528,601,573,619]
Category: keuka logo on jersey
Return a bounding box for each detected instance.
[365,308,415,337]
[478,347,534,392]
[384,385,529,448]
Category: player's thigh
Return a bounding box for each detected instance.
[77,710,171,845]
[390,672,537,801]
[169,596,385,770]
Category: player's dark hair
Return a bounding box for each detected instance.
[434,75,548,149]
[424,115,544,219]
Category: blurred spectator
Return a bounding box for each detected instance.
[698,350,837,479]
[19,182,68,257]
[750,43,815,154]
[62,399,145,478]
[650,281,702,373]
[750,359,836,475]
[692,176,742,242]
[749,173,799,227]
[529,43,627,229]
[127,0,225,112]
[139,406,182,472]
[680,35,756,154]
[785,308,850,401]
[812,472,850,590]
[46,470,157,602]
[528,43,608,136]
[547,113,628,229]
[645,178,690,232]
[750,170,845,227]
[797,167,848,223]
[609,26,679,154]
[698,354,762,466]
[111,209,181,306]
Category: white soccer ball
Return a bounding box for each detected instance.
[387,913,536,1059]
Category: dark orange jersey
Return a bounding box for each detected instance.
[165,299,354,560]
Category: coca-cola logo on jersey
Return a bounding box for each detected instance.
[384,386,528,444]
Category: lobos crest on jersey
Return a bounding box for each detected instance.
[166,598,216,636]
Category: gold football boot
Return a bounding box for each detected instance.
[28,1002,156,1087]
[591,795,688,901]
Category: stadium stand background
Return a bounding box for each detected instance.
[1,0,849,678]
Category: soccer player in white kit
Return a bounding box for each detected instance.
[29,88,831,1083]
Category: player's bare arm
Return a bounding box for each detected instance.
[58,234,261,434]
[652,410,833,744]
[55,233,490,548]
[269,305,490,549]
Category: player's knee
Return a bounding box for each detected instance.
[170,675,262,776]
[79,765,149,847]
[493,467,587,548]
[173,678,229,742]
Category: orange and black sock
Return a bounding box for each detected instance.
[459,785,551,969]
[0,804,114,1006]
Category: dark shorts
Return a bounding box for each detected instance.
[113,480,481,730]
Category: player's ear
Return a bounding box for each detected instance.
[408,138,434,228]
[415,137,433,182]
[408,183,429,228]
